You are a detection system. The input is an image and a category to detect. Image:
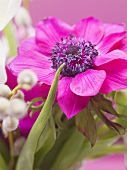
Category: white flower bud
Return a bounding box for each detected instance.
[2,124,8,138]
[2,116,19,132]
[12,137,26,156]
[0,97,10,120]
[17,69,38,90]
[11,90,24,100]
[0,84,11,98]
[14,7,32,27]
[9,98,27,119]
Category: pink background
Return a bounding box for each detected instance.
[85,154,125,170]
[30,0,127,26]
[30,1,126,169]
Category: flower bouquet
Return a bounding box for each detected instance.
[0,1,127,170]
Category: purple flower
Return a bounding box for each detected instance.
[8,17,127,119]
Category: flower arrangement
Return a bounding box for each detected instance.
[0,1,127,170]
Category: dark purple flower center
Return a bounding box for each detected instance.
[51,35,98,77]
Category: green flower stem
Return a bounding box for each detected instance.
[0,154,8,170]
[8,132,15,170]
[8,85,22,169]
[8,84,22,99]
[3,22,17,57]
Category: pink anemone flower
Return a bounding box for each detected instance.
[8,17,127,119]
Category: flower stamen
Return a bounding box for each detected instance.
[51,35,98,77]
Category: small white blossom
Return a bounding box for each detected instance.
[14,7,32,27]
[0,0,22,31]
[0,84,11,98]
[0,38,8,83]
[2,116,19,132]
[17,69,38,90]
[0,97,10,120]
[9,98,27,119]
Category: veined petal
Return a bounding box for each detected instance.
[57,77,90,119]
[95,53,127,93]
[73,17,104,45]
[8,46,55,85]
[0,0,22,31]
[119,38,127,53]
[70,69,106,96]
[104,23,125,37]
[18,37,46,56]
[100,66,127,94]
[94,50,127,66]
[97,32,126,55]
[36,17,72,54]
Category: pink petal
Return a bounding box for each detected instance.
[70,69,106,96]
[18,37,39,54]
[36,17,72,54]
[6,68,17,89]
[57,77,90,119]
[95,57,127,94]
[119,38,127,53]
[19,111,39,136]
[104,23,125,37]
[18,37,51,57]
[8,48,56,85]
[97,32,126,55]
[94,50,127,66]
[40,83,50,99]
[100,68,127,94]
[73,17,104,45]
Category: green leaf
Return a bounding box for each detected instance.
[16,64,65,170]
[39,118,120,170]
[34,116,56,168]
[114,90,127,107]
[77,136,120,161]
[0,154,7,170]
[92,105,125,135]
[53,104,66,130]
[91,94,127,120]
[0,137,9,163]
[39,119,75,170]
[35,115,56,152]
[50,127,85,170]
[3,22,17,57]
[49,127,119,170]
[93,144,124,156]
[75,106,97,147]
